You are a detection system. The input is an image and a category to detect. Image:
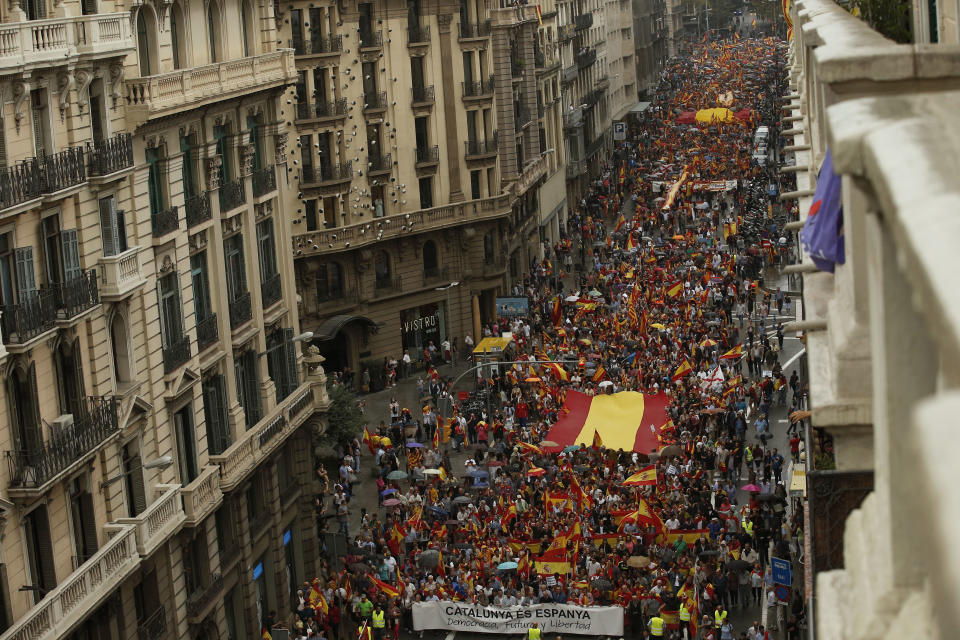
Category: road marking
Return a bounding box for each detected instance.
[445,632,456,640]
[782,347,806,371]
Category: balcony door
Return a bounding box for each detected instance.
[202,374,231,455]
[123,441,147,517]
[224,235,248,304]
[173,404,199,484]
[55,337,86,419]
[158,272,184,350]
[8,363,42,461]
[68,476,99,565]
[98,195,128,257]
[235,348,262,428]
[23,506,56,603]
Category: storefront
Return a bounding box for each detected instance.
[401,302,447,358]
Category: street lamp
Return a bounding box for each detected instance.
[257,331,315,358]
[434,281,460,346]
[100,455,174,488]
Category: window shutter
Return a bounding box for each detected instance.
[267,333,281,403]
[99,198,116,256]
[110,198,124,254]
[79,492,99,559]
[14,247,36,302]
[129,454,147,515]
[26,362,43,452]
[256,222,267,284]
[204,376,229,455]
[234,361,246,420]
[244,352,261,425]
[31,104,45,158]
[283,328,299,398]
[0,118,7,169]
[61,229,80,282]
[34,506,57,592]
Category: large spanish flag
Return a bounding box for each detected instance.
[544,390,671,453]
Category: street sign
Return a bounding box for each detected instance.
[771,556,792,586]
[613,122,627,141]
[774,584,790,603]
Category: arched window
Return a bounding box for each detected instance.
[316,262,344,301]
[111,313,132,385]
[374,251,391,288]
[422,240,438,277]
[207,0,222,63]
[55,338,86,417]
[7,362,41,454]
[241,0,257,57]
[170,2,186,69]
[135,8,158,76]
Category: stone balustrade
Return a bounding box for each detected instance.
[116,484,185,557]
[0,12,133,71]
[98,246,146,300]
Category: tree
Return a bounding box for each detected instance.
[319,383,366,450]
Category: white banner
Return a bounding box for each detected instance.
[412,601,624,636]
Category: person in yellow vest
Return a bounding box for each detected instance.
[742,516,754,539]
[679,600,692,639]
[526,622,542,640]
[714,604,728,629]
[648,613,666,637]
[371,603,386,640]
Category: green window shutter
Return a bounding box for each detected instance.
[283,328,298,397]
[14,247,36,302]
[61,229,80,282]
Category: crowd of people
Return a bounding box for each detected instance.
[281,35,809,640]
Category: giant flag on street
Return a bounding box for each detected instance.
[543,390,671,453]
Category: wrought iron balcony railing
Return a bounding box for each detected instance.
[87,133,134,177]
[137,606,167,640]
[412,85,435,104]
[219,178,246,212]
[290,34,343,55]
[6,396,118,489]
[261,272,282,308]
[1,288,58,345]
[462,76,495,97]
[185,192,211,227]
[151,205,179,237]
[196,313,219,351]
[408,24,431,45]
[576,48,597,69]
[252,165,276,197]
[363,91,387,111]
[415,145,440,165]
[49,269,99,320]
[367,152,392,174]
[575,13,594,31]
[458,20,492,39]
[0,159,43,210]
[185,573,224,620]
[358,30,382,48]
[229,292,253,329]
[300,162,353,186]
[163,335,192,373]
[294,98,348,121]
[465,137,499,157]
[42,146,87,193]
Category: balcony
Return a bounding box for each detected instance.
[186,572,224,622]
[462,76,495,99]
[465,136,499,159]
[151,205,179,237]
[291,192,514,254]
[252,165,276,198]
[299,162,353,188]
[87,133,134,178]
[196,313,219,352]
[575,13,594,31]
[290,34,342,56]
[423,266,450,283]
[558,24,577,42]
[218,178,246,213]
[363,90,387,112]
[162,336,191,374]
[0,12,134,71]
[562,65,577,84]
[576,48,597,69]
[412,85,435,105]
[181,465,223,527]
[358,30,383,49]
[566,158,586,179]
[98,246,146,300]
[514,105,532,132]
[211,386,315,491]
[261,272,282,308]
[137,606,168,640]
[367,152,392,175]
[584,87,604,108]
[6,396,118,492]
[408,24,431,46]
[586,133,607,158]
[229,292,253,329]
[564,106,583,131]
[116,484,186,557]
[458,20,492,40]
[124,50,296,128]
[42,147,86,194]
[415,145,440,167]
[374,275,402,295]
[294,98,348,123]
[1,289,58,346]
[0,524,140,640]
[49,269,99,321]
[0,160,43,210]
[185,193,211,227]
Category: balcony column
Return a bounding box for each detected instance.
[437,14,465,203]
[233,495,260,639]
[520,22,540,159]
[492,20,519,179]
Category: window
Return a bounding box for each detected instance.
[256,218,278,283]
[415,116,429,150]
[89,79,106,144]
[315,263,343,301]
[135,8,157,76]
[41,214,61,285]
[202,374,231,455]
[267,328,299,403]
[419,176,433,209]
[25,0,46,21]
[241,0,256,57]
[358,3,374,40]
[299,134,313,176]
[247,115,263,172]
[466,110,478,144]
[110,313,132,384]
[190,251,213,321]
[215,505,237,560]
[374,251,391,288]
[304,199,318,231]
[183,531,209,596]
[207,0,222,63]
[224,234,248,302]
[173,404,198,484]
[422,239,438,276]
[23,506,56,603]
[362,61,377,98]
[122,441,146,517]
[54,338,85,417]
[484,232,494,263]
[146,147,165,215]
[470,170,481,200]
[180,134,197,199]
[98,195,128,256]
[213,124,231,185]
[0,233,15,307]
[158,272,183,349]
[462,51,474,87]
[8,363,42,461]
[235,348,261,428]
[68,476,98,564]
[30,89,51,158]
[170,2,186,69]
[410,56,425,91]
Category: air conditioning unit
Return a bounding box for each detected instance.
[52,414,75,432]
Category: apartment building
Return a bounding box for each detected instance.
[605,0,639,122]
[283,0,565,374]
[632,0,668,99]
[0,2,327,640]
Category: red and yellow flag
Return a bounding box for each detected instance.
[592,430,603,449]
[666,281,684,298]
[623,464,657,486]
[720,344,744,360]
[370,575,401,598]
[547,362,570,382]
[543,390,670,453]
[592,365,607,382]
[672,359,693,381]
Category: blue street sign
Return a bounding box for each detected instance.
[771,556,792,586]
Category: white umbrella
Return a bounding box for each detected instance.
[564,295,579,302]
[598,380,614,388]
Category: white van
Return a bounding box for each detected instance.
[754,126,770,145]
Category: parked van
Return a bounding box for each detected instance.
[754,126,770,145]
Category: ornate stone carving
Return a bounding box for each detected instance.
[239,143,255,176]
[221,214,242,236]
[108,63,124,106]
[189,230,208,253]
[437,14,453,33]
[159,255,175,273]
[205,155,222,191]
[12,82,27,133]
[274,132,288,166]
[74,68,93,113]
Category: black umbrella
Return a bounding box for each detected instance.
[698,550,720,560]
[454,496,473,504]
[418,549,440,568]
[592,578,613,591]
[350,562,372,573]
[756,494,786,503]
[725,559,752,571]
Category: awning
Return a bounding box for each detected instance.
[788,463,807,496]
[472,336,513,355]
[312,314,380,342]
[630,101,652,113]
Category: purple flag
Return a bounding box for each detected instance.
[800,149,845,273]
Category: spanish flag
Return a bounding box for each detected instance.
[543,390,671,453]
[371,575,401,598]
[592,365,607,382]
[728,375,742,387]
[665,529,710,545]
[518,441,544,456]
[720,344,744,360]
[623,464,658,486]
[614,214,626,232]
[547,362,570,381]
[362,426,374,453]
[534,549,571,575]
[551,296,563,326]
[432,420,441,448]
[626,232,637,252]
[666,281,683,298]
[592,430,603,449]
[672,359,693,382]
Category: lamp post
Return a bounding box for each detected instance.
[100,455,174,488]
[434,281,460,348]
[257,331,315,358]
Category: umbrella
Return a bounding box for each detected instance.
[698,550,720,560]
[497,561,519,571]
[563,445,580,453]
[756,493,786,503]
[700,338,718,347]
[564,295,579,302]
[725,559,752,571]
[592,578,613,591]
[540,440,559,448]
[627,556,651,568]
[350,562,372,573]
[659,445,682,458]
[651,323,667,330]
[382,498,401,507]
[524,377,542,383]
[387,471,408,480]
[453,496,473,504]
[527,467,546,477]
[598,380,614,388]
[380,488,398,495]
[406,442,424,448]
[741,484,762,492]
[588,289,603,297]
[422,468,442,475]
[418,550,440,568]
